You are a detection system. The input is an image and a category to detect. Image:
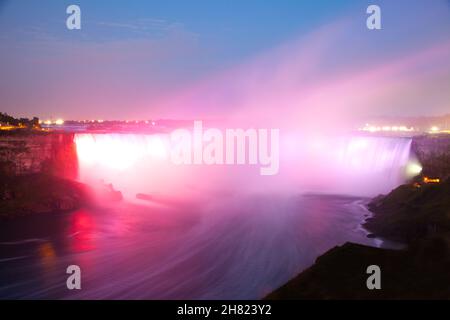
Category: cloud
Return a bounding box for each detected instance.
[156,18,450,126]
[0,15,203,120]
[96,18,199,39]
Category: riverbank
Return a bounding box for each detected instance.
[364,178,450,242]
[0,193,381,299]
[266,178,450,299]
[0,173,90,220]
[0,129,88,219]
[265,237,450,299]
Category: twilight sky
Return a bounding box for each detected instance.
[0,0,449,121]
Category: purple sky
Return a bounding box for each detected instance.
[0,0,449,121]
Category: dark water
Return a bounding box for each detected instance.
[0,194,389,299]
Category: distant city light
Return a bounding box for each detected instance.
[359,124,414,133]
[55,119,64,125]
[429,126,439,133]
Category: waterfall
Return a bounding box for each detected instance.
[319,136,413,195]
[74,133,414,198]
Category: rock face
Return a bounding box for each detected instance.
[136,193,153,201]
[365,178,450,242]
[411,134,450,180]
[265,239,450,300]
[0,174,90,219]
[0,131,78,179]
[0,131,85,219]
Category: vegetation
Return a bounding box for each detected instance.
[0,112,41,130]
[366,178,450,242]
[0,173,90,219]
[267,177,450,299]
[266,236,450,299]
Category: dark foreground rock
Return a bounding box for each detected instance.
[266,178,450,299]
[95,182,123,202]
[266,237,450,299]
[136,193,153,201]
[0,173,90,219]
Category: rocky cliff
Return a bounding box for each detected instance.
[411,134,450,179]
[0,132,84,219]
[0,131,78,179]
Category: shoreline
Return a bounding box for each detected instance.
[0,181,448,299]
[0,174,89,221]
[358,199,405,250]
[266,178,450,299]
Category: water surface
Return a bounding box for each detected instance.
[0,194,387,299]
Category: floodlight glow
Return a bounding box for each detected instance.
[405,161,422,177]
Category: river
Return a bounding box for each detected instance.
[0,193,395,299]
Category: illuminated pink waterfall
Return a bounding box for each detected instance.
[74,133,415,198]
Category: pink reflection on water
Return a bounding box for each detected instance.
[68,210,96,252]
